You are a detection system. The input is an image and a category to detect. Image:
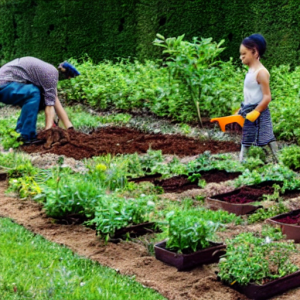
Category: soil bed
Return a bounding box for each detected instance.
[214,185,275,204]
[274,213,300,225]
[153,171,242,193]
[21,127,240,160]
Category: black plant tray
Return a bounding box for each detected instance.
[267,209,300,243]
[222,270,300,300]
[154,240,226,271]
[206,181,282,216]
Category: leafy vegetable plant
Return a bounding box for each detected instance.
[218,232,298,286]
[279,145,300,170]
[165,210,220,253]
[87,194,156,241]
[187,151,244,174]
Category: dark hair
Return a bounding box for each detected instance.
[242,34,267,58]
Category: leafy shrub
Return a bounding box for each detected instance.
[36,170,104,219]
[165,210,220,253]
[58,55,243,124]
[87,194,156,240]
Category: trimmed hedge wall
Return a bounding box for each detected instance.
[0,0,300,68]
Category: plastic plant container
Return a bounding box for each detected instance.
[267,209,300,242]
[154,240,226,271]
[206,181,281,216]
[222,270,300,300]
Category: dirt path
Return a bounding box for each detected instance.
[1,181,300,300]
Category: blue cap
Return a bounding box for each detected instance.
[60,62,80,78]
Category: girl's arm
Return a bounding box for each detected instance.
[255,69,271,112]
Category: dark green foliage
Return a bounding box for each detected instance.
[0,0,300,67]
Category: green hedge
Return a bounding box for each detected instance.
[0,0,300,68]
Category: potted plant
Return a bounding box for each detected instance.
[218,230,300,300]
[87,194,158,241]
[154,211,225,271]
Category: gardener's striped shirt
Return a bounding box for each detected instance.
[0,56,58,106]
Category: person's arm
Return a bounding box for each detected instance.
[45,105,56,129]
[54,96,73,129]
[246,69,271,122]
[255,69,271,112]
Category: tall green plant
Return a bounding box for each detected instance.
[153,34,226,127]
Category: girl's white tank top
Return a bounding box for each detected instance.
[243,67,269,105]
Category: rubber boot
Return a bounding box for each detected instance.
[239,145,250,162]
[268,141,279,164]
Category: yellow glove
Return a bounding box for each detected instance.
[246,110,260,122]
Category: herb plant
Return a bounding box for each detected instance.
[247,201,289,224]
[234,164,300,189]
[218,232,298,286]
[187,152,244,174]
[165,210,220,253]
[87,194,156,241]
[0,117,23,149]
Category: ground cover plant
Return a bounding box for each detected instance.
[218,229,299,286]
[163,206,242,253]
[186,151,244,174]
[234,163,300,192]
[0,217,166,300]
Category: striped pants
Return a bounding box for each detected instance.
[242,108,276,146]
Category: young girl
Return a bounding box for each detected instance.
[238,33,278,162]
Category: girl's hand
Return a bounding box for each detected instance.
[246,110,260,122]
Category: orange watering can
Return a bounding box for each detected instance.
[210,115,245,132]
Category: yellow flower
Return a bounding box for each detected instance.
[95,164,107,172]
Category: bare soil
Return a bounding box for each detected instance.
[21,127,240,160]
[152,171,242,193]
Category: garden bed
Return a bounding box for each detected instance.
[267,209,300,242]
[153,171,241,193]
[206,181,280,215]
[21,127,240,160]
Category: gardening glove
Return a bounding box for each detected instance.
[246,110,260,122]
[44,128,70,149]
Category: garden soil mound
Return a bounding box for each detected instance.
[1,181,300,300]
[21,127,240,160]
